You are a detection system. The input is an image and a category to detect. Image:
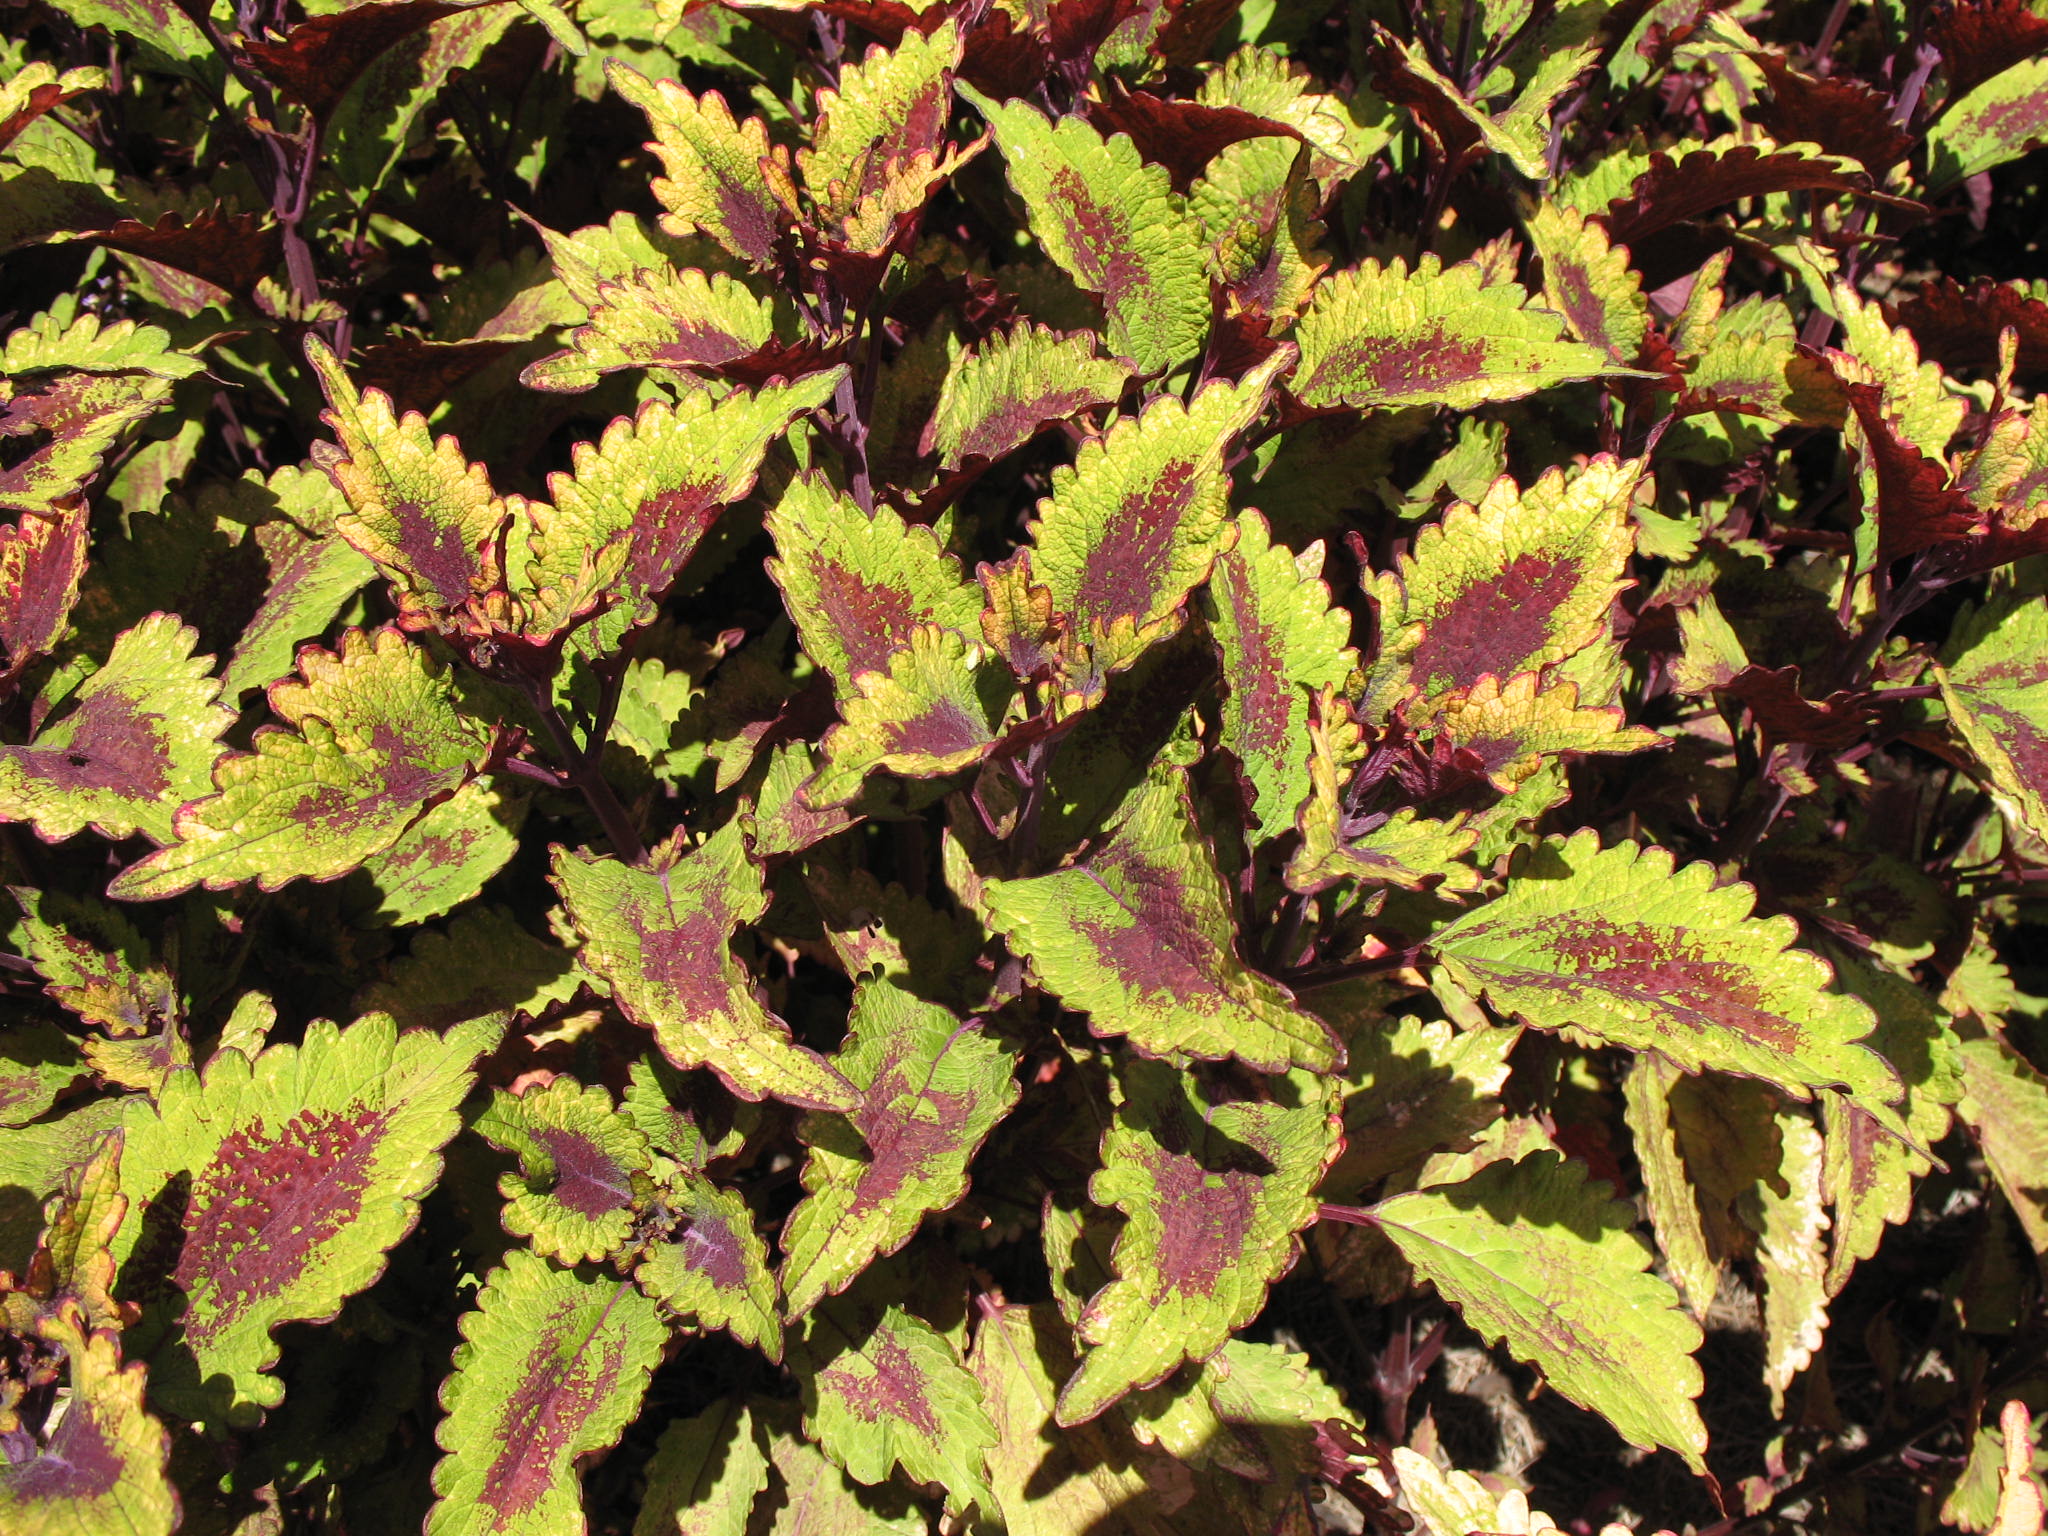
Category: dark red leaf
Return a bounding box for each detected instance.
[242,0,477,120]
[0,83,67,155]
[1890,277,2048,381]
[1836,376,1982,564]
[349,339,522,418]
[1152,0,1242,69]
[1046,0,1145,69]
[0,503,90,688]
[83,208,281,297]
[1598,145,1874,247]
[1754,56,1913,173]
[1369,35,1484,168]
[1085,85,1303,193]
[1929,0,2048,108]
[1719,666,1878,751]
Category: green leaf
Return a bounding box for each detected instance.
[108,628,494,900]
[634,1399,771,1536]
[1204,511,1356,835]
[1424,670,1663,790]
[1927,56,2048,191]
[1957,1034,2048,1254]
[428,1250,665,1536]
[1526,200,1648,363]
[807,627,1016,808]
[1752,1105,1829,1413]
[521,264,781,393]
[757,1410,927,1534]
[1056,1059,1337,1426]
[922,323,1133,470]
[222,475,379,701]
[796,1297,996,1517]
[983,767,1340,1073]
[348,778,525,927]
[1623,1055,1720,1318]
[1198,44,1390,186]
[1937,593,2048,846]
[1364,456,1641,716]
[607,61,790,267]
[356,905,580,1032]
[1375,28,1594,180]
[553,820,859,1109]
[0,1304,177,1536]
[780,979,1019,1318]
[0,1015,81,1128]
[961,85,1211,374]
[110,1011,501,1422]
[1373,1149,1708,1470]
[1430,831,1904,1116]
[305,336,510,629]
[7,885,175,1036]
[765,473,983,697]
[0,1099,125,1274]
[632,1169,783,1359]
[474,1076,655,1264]
[1291,253,1635,411]
[1323,1009,1519,1200]
[800,21,961,230]
[519,371,844,653]
[1028,349,1290,687]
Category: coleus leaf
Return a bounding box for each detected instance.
[0,1016,80,1128]
[239,0,467,121]
[1371,1149,1707,1470]
[552,820,859,1109]
[1929,0,2048,106]
[1753,1104,1829,1412]
[7,884,176,1035]
[1891,277,2048,382]
[800,20,961,229]
[961,84,1211,374]
[474,1076,655,1264]
[1325,1009,1518,1200]
[305,337,509,632]
[1622,1056,1720,1318]
[519,370,845,652]
[1372,26,1595,180]
[1753,55,1914,175]
[1425,670,1664,790]
[634,1399,771,1536]
[607,61,790,268]
[984,766,1340,1072]
[1364,456,1641,717]
[796,1296,996,1517]
[1936,594,2048,844]
[110,1010,502,1422]
[1526,201,1649,365]
[0,61,105,153]
[1027,348,1289,689]
[1956,1033,2048,1254]
[1430,831,1904,1117]
[1198,43,1388,188]
[765,473,983,697]
[921,322,1132,471]
[356,904,580,1032]
[429,1248,665,1536]
[16,1125,129,1329]
[780,979,1020,1318]
[1836,376,1980,567]
[0,1099,125,1274]
[1290,254,1634,412]
[350,778,525,927]
[632,1168,783,1359]
[520,264,781,393]
[1056,1058,1338,1426]
[807,627,1017,808]
[0,501,88,687]
[755,1403,927,1534]
[108,628,494,900]
[0,612,231,847]
[1204,511,1356,835]
[1595,141,1874,246]
[222,496,379,701]
[0,1302,177,1536]
[1925,55,2048,191]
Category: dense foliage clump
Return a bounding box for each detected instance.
[5,0,2048,1531]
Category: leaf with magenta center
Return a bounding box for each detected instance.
[633,1169,783,1360]
[1430,831,1904,1119]
[780,979,1020,1318]
[922,323,1134,471]
[109,1010,502,1423]
[807,627,1017,809]
[1055,1059,1338,1426]
[1937,592,2048,845]
[553,821,858,1110]
[800,21,960,229]
[986,766,1338,1073]
[108,628,494,900]
[607,61,790,267]
[0,613,231,848]
[474,1076,656,1265]
[7,885,176,1037]
[520,264,781,393]
[428,1248,665,1536]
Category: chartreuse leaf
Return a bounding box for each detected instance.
[519,370,844,652]
[305,337,509,628]
[800,21,960,228]
[8,885,175,1037]
[223,467,379,701]
[1527,201,1648,363]
[1754,1105,1829,1413]
[1057,1059,1337,1426]
[110,1011,502,1423]
[350,778,524,926]
[1623,1056,1720,1318]
[1286,697,1480,895]
[1431,831,1904,1117]
[522,265,779,393]
[984,767,1339,1073]
[807,628,1017,808]
[1204,511,1356,835]
[1392,1447,1574,1536]
[553,820,858,1110]
[962,85,1210,375]
[1377,29,1595,180]
[1426,670,1663,790]
[109,629,494,900]
[1926,56,2048,191]
[357,905,580,1032]
[756,1407,926,1534]
[0,1016,80,1128]
[1956,1034,2048,1253]
[26,1128,128,1330]
[1292,254,1634,411]
[1375,1150,1707,1470]
[0,613,230,847]
[1200,44,1388,186]
[1937,593,2048,844]
[607,61,789,267]
[780,979,1020,1318]
[429,1248,665,1536]
[765,473,983,697]
[0,1099,124,1274]
[797,1297,996,1517]
[1364,457,1641,716]
[922,323,1133,471]
[474,1077,655,1264]
[1029,350,1289,689]
[633,1168,783,1359]
[0,1303,176,1536]
[635,1399,771,1536]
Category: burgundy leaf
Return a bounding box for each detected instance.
[1084,86,1303,194]
[1599,145,1874,247]
[338,339,520,418]
[1890,277,2048,381]
[242,0,475,120]
[1754,56,1914,173]
[0,83,68,154]
[1929,0,2048,107]
[1720,666,1879,751]
[1152,0,1242,69]
[1838,377,1982,564]
[1369,38,1483,167]
[79,208,282,297]
[0,503,89,686]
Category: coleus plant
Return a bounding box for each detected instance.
[4,0,2048,1531]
